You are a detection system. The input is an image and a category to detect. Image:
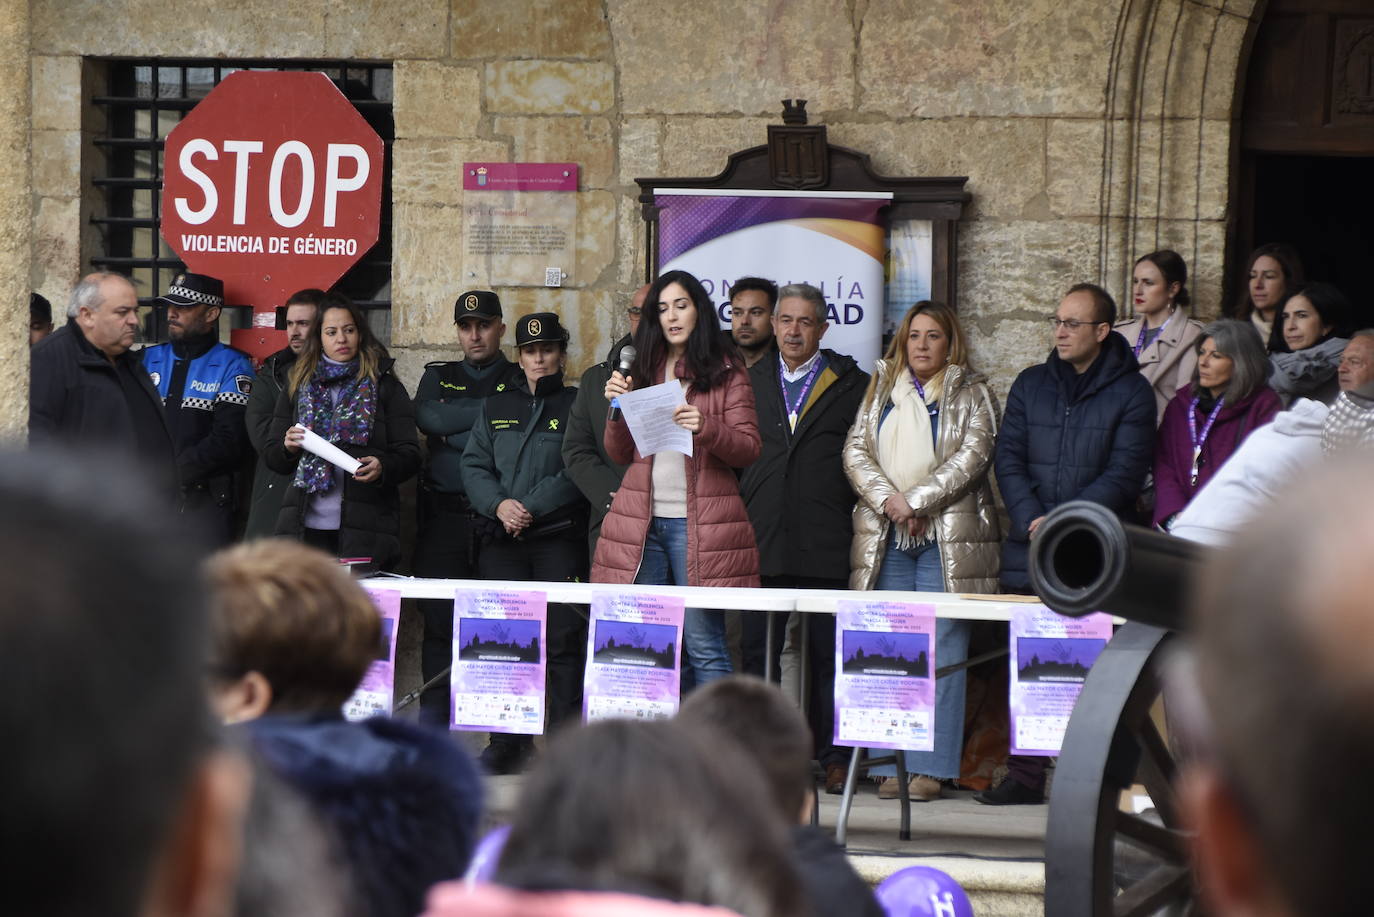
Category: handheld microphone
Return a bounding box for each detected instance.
[607,344,637,422]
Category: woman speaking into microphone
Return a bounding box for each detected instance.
[592,270,761,691]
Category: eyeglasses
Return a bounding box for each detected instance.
[627,306,643,316]
[1046,317,1108,331]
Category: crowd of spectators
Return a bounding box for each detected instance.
[14,240,1374,916]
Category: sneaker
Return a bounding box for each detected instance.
[973,777,1044,805]
[877,775,943,801]
[479,740,534,776]
[824,763,848,795]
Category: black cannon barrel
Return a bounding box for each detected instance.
[1028,501,1204,631]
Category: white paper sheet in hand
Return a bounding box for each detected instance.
[614,380,693,457]
[297,426,363,474]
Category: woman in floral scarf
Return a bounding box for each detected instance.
[265,293,420,569]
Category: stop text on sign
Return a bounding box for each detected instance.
[172,140,371,229]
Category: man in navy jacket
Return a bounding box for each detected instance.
[983,282,1155,805]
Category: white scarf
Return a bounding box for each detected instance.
[877,366,945,550]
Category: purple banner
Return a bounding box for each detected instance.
[833,599,936,751]
[655,193,885,266]
[342,587,401,721]
[1009,605,1114,755]
[583,592,685,722]
[450,589,547,735]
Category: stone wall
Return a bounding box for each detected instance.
[0,0,30,439]
[22,0,1261,399]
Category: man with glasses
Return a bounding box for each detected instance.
[979,282,1154,805]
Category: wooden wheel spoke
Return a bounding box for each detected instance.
[1113,864,1192,917]
[1114,809,1187,862]
[1130,715,1180,826]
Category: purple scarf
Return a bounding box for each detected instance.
[293,359,377,494]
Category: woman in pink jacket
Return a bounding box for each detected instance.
[594,270,761,688]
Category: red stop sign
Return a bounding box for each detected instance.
[160,71,384,346]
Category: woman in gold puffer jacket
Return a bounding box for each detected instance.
[842,300,1001,800]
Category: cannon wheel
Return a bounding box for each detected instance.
[1044,622,1195,916]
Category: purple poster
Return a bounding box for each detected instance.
[450,589,547,735]
[1009,605,1114,755]
[583,592,685,722]
[342,587,401,721]
[833,600,937,751]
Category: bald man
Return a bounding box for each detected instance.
[1322,330,1374,454]
[1184,457,1374,917]
[29,273,177,495]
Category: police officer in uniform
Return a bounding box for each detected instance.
[141,272,254,544]
[413,290,522,728]
[460,312,588,773]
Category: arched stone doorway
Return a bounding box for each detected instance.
[1093,0,1261,317]
[1233,0,1374,327]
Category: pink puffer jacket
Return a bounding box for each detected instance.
[591,357,761,587]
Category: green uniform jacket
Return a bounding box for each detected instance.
[414,355,521,495]
[460,372,586,522]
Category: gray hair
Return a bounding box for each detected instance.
[66,272,130,319]
[776,283,827,322]
[1351,328,1374,344]
[1196,319,1270,402]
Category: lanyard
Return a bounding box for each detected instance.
[781,357,823,431]
[1133,310,1173,358]
[1188,395,1226,486]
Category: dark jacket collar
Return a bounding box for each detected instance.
[1049,330,1140,401]
[170,328,218,360]
[514,371,567,398]
[66,317,127,369]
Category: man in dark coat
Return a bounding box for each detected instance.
[243,289,324,539]
[739,283,869,794]
[984,281,1155,805]
[562,284,647,557]
[29,272,177,496]
[412,290,522,728]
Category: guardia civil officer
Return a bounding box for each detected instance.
[413,290,521,728]
[460,312,588,774]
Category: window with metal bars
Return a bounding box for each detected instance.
[89,59,394,343]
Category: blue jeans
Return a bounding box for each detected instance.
[868,535,970,780]
[634,517,732,690]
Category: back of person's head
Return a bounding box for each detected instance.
[496,718,807,917]
[677,675,813,823]
[30,291,52,323]
[234,745,348,917]
[0,448,221,917]
[205,539,381,718]
[1191,457,1374,916]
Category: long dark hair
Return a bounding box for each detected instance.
[1231,242,1304,321]
[1267,281,1355,354]
[630,270,738,393]
[287,292,388,396]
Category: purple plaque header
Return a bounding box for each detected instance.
[464,162,578,192]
